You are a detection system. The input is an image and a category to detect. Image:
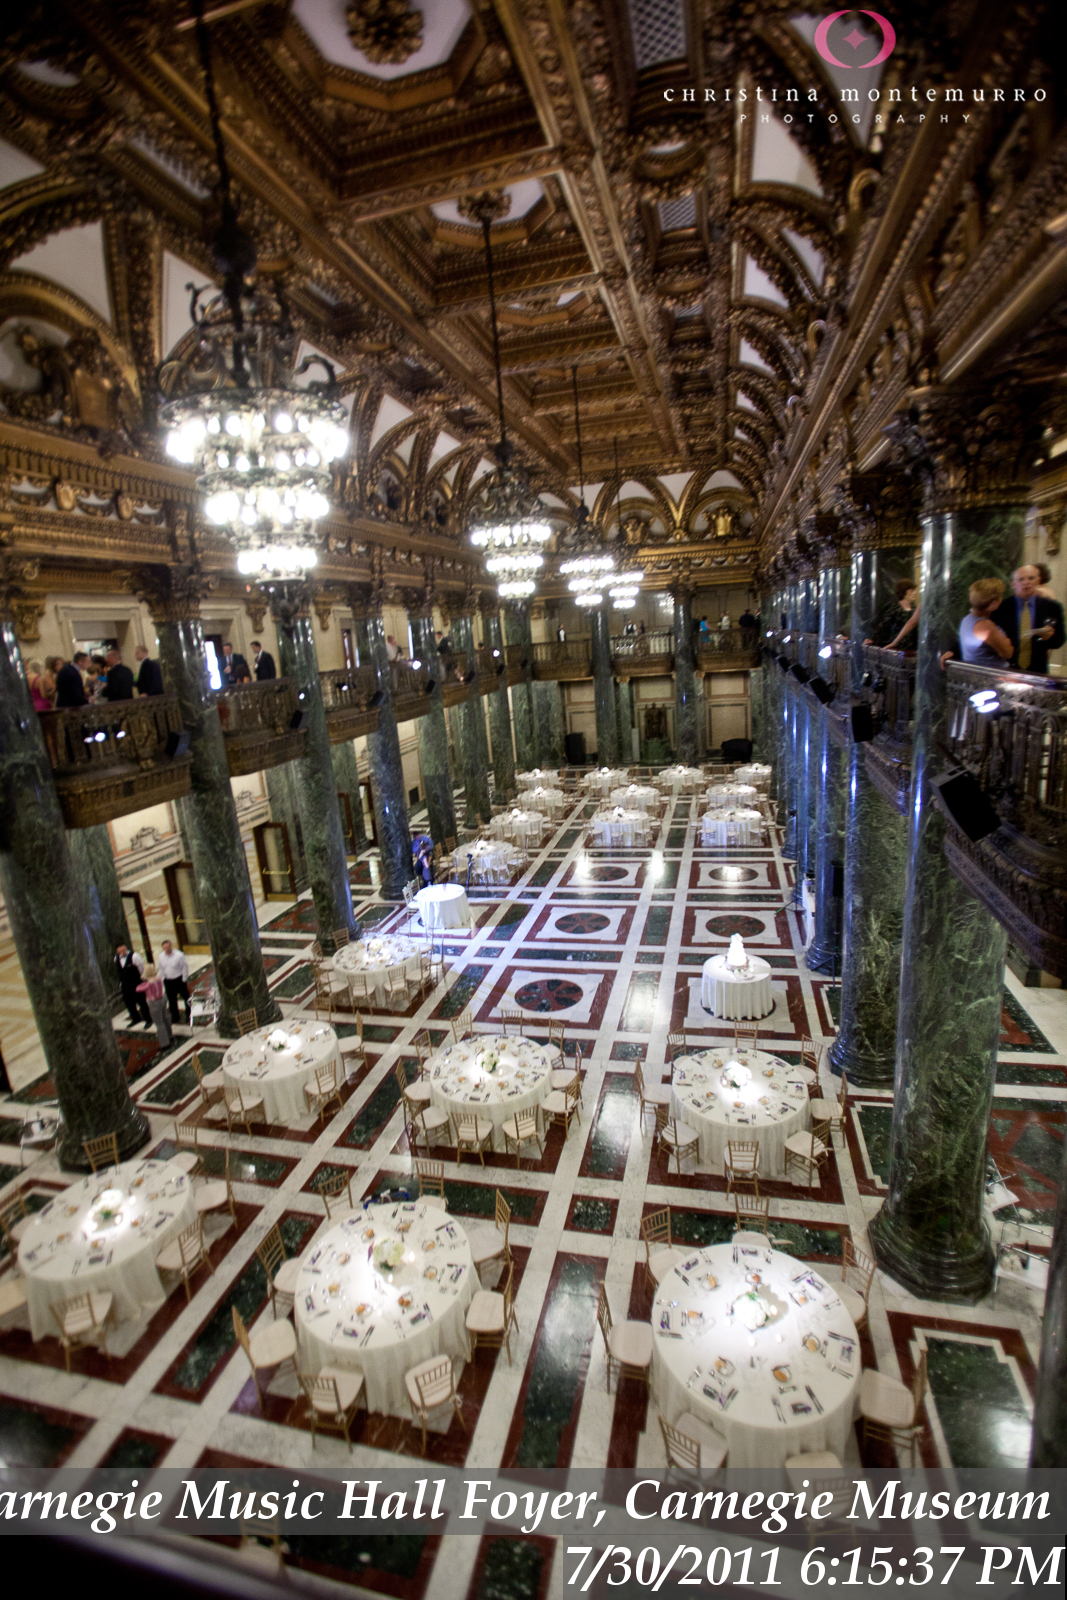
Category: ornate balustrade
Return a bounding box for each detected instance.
[320,665,380,742]
[532,639,592,679]
[215,677,307,775]
[39,694,192,827]
[695,629,761,671]
[612,629,674,675]
[392,659,435,719]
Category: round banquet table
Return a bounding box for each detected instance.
[651,1240,860,1469]
[294,1200,476,1415]
[657,765,705,793]
[334,935,426,1004]
[516,768,559,789]
[580,768,629,797]
[700,809,763,848]
[609,784,659,812]
[416,883,471,931]
[223,1020,341,1124]
[704,783,759,811]
[700,953,774,1019]
[427,1034,555,1149]
[19,1157,196,1340]
[735,763,772,792]
[489,810,543,846]
[671,1047,811,1175]
[454,839,521,882]
[590,808,646,846]
[523,785,566,816]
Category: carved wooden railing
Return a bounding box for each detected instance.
[215,677,306,776]
[861,645,915,749]
[40,694,192,827]
[532,639,592,677]
[320,665,380,742]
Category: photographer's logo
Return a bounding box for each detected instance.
[814,10,896,69]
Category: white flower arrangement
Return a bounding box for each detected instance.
[479,1051,500,1075]
[373,1238,404,1273]
[267,1029,290,1052]
[736,1291,771,1331]
[720,1060,752,1091]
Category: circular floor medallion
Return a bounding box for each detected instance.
[584,866,629,882]
[513,978,585,1013]
[706,914,764,938]
[708,866,759,884]
[555,912,611,935]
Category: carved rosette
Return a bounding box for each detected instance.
[346,0,423,65]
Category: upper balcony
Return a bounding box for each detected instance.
[39,695,193,829]
[216,678,307,775]
[320,666,380,742]
[532,639,592,679]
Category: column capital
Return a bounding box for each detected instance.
[127,561,217,622]
[267,581,312,629]
[805,512,849,570]
[834,470,922,551]
[0,553,41,624]
[888,382,1055,514]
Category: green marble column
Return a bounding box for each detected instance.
[411,613,458,845]
[69,824,129,1012]
[359,609,414,898]
[830,547,911,1084]
[870,503,1024,1302]
[1030,1133,1067,1465]
[615,678,634,767]
[790,692,812,909]
[807,563,847,974]
[451,614,492,825]
[272,592,355,949]
[331,737,369,855]
[504,607,539,770]
[152,600,281,1036]
[265,762,308,890]
[485,612,516,797]
[591,607,619,764]
[672,590,698,763]
[781,682,799,857]
[534,678,565,767]
[750,665,766,764]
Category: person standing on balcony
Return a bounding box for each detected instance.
[992,565,1066,675]
[55,652,88,707]
[251,640,276,680]
[868,579,917,648]
[739,607,757,630]
[718,611,731,631]
[134,644,164,697]
[102,647,134,701]
[158,938,192,1027]
[220,642,250,686]
[385,635,400,662]
[115,942,151,1029]
[959,579,1015,665]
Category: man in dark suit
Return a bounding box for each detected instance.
[55,652,88,707]
[134,644,164,696]
[220,642,251,685]
[102,647,134,701]
[251,640,276,680]
[992,565,1065,675]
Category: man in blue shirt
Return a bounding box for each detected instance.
[992,565,1065,675]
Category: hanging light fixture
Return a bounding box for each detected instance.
[158,2,349,582]
[559,367,614,607]
[465,194,551,600]
[607,438,643,609]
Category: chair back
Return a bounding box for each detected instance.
[191,1051,206,1087]
[799,1034,821,1072]
[321,1172,354,1217]
[500,1258,515,1316]
[811,1116,833,1149]
[839,1072,850,1113]
[255,1222,286,1282]
[659,1414,701,1470]
[641,1206,671,1248]
[415,1158,444,1198]
[403,884,414,905]
[394,1062,409,1097]
[734,1193,770,1232]
[53,1292,97,1334]
[83,1131,119,1172]
[412,1028,433,1065]
[451,1010,472,1042]
[414,1356,455,1411]
[634,1062,646,1098]
[333,927,350,948]
[231,1304,252,1359]
[666,1031,686,1062]
[302,1371,345,1418]
[495,1189,511,1241]
[514,1110,538,1142]
[734,1022,759,1051]
[726,1138,759,1171]
[500,1010,522,1035]
[843,1238,875,1298]
[310,941,324,962]
[596,1282,613,1346]
[348,972,370,1000]
[177,1219,206,1270]
[234,1008,258,1037]
[315,1063,339,1095]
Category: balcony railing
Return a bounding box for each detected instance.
[320,665,380,742]
[532,639,592,677]
[39,694,192,828]
[215,678,306,776]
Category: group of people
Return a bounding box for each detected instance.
[864,564,1063,676]
[115,938,191,1047]
[28,645,163,711]
[218,640,276,684]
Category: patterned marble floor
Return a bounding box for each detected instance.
[0,787,1062,1600]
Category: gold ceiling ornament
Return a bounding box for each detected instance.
[457,190,512,226]
[346,0,424,66]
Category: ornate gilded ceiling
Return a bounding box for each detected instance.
[0,0,1065,598]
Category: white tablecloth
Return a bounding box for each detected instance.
[489,810,543,845]
[580,769,630,797]
[223,1021,341,1124]
[701,954,774,1018]
[523,786,566,816]
[454,840,521,882]
[590,808,647,846]
[516,768,558,789]
[735,764,772,792]
[652,1241,860,1469]
[334,936,426,1004]
[19,1157,196,1340]
[671,1049,810,1174]
[705,783,759,810]
[428,1034,555,1149]
[701,809,763,847]
[294,1201,476,1415]
[416,884,471,930]
[657,766,705,792]
[609,784,659,812]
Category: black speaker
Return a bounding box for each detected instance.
[933,770,1001,843]
[790,662,810,684]
[165,730,191,758]
[520,657,530,670]
[777,654,790,671]
[368,689,385,708]
[496,661,506,675]
[850,703,875,743]
[463,669,477,684]
[288,709,307,731]
[423,678,437,694]
[565,730,586,764]
[831,859,845,898]
[808,674,834,705]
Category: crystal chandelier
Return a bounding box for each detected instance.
[558,368,614,607]
[158,3,349,582]
[608,438,642,610]
[466,195,551,601]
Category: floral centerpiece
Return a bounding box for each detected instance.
[92,1187,124,1227]
[735,1291,773,1331]
[720,1059,752,1091]
[373,1238,404,1273]
[267,1028,290,1053]
[479,1049,501,1076]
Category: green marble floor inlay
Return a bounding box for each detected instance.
[517,947,621,964]
[527,861,557,887]
[855,1103,892,1184]
[1000,989,1053,1052]
[586,1076,636,1179]
[285,1534,426,1580]
[925,1338,1032,1470]
[477,1539,543,1600]
[1007,1122,1063,1186]
[270,962,315,1000]
[143,1051,223,1107]
[341,1065,414,1149]
[620,973,661,1032]
[666,828,688,849]
[434,965,489,1019]
[670,1210,735,1248]
[513,1256,600,1467]
[996,1061,1067,1087]
[558,829,582,848]
[0,1403,81,1467]
[570,1197,614,1232]
[99,1434,166,1469]
[493,905,529,939]
[642,906,672,945]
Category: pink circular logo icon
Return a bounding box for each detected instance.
[814,10,896,69]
